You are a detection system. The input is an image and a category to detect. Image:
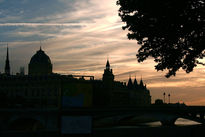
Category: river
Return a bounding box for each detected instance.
[144,118,200,127]
[1,119,203,137]
[93,118,204,137]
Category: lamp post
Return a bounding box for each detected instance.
[168,94,170,104]
[163,92,166,104]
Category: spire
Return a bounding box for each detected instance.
[37,46,44,54]
[140,75,144,87]
[40,40,42,51]
[106,59,110,70]
[127,76,133,89]
[133,78,138,89]
[5,44,10,75]
[134,76,137,83]
[6,44,9,60]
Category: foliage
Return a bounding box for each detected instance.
[117,0,205,77]
[155,99,163,105]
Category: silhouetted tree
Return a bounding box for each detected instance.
[155,99,163,105]
[117,0,205,77]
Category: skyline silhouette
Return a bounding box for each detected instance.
[0,47,151,108]
[0,0,205,105]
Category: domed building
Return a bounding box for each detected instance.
[28,47,52,75]
[0,47,151,109]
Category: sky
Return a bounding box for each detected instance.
[0,0,205,105]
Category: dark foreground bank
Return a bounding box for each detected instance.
[1,125,205,137]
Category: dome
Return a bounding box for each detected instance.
[30,48,51,64]
[28,47,52,75]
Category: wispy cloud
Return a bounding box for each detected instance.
[0,0,205,105]
[0,23,86,27]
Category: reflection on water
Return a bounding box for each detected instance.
[93,119,204,137]
[175,118,201,126]
[148,118,201,127]
[110,118,201,129]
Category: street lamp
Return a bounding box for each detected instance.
[163,92,166,104]
[168,94,170,104]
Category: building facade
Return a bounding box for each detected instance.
[0,47,151,108]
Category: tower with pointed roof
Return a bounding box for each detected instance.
[127,75,151,105]
[127,76,133,89]
[106,59,110,70]
[5,45,10,75]
[103,59,114,88]
[139,76,145,88]
[133,78,138,89]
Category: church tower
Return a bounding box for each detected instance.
[5,45,10,75]
[102,59,114,88]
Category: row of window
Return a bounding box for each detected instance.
[2,89,59,97]
[0,82,60,88]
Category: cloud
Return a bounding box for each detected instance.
[0,23,86,27]
[0,0,205,106]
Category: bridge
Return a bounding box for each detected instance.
[0,105,205,133]
[0,108,59,132]
[61,105,205,126]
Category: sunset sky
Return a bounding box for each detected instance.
[0,0,205,105]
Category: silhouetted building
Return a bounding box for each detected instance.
[103,59,114,88]
[0,48,151,108]
[28,47,52,75]
[4,45,10,75]
[133,78,138,89]
[93,59,151,106]
[127,77,133,89]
